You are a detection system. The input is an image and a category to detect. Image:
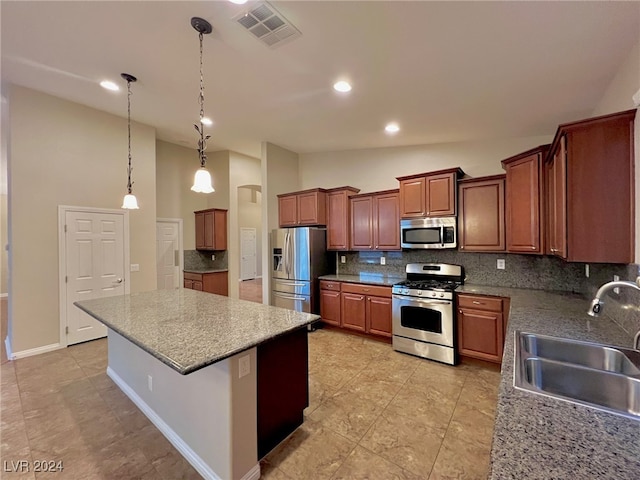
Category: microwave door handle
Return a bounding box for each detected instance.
[440,226,445,246]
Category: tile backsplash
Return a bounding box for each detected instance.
[337,250,586,292]
[337,250,640,338]
[184,250,228,271]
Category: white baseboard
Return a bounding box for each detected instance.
[11,342,63,360]
[0,293,7,298]
[107,367,260,480]
[4,336,12,360]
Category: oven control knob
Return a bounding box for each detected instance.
[439,293,445,298]
[417,291,422,296]
[402,289,409,295]
[431,292,437,297]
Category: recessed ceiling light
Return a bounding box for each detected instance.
[201,117,213,126]
[100,80,119,91]
[385,122,400,134]
[229,0,248,4]
[333,81,352,93]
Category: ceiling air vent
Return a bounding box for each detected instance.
[233,1,301,48]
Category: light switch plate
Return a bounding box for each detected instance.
[380,256,386,265]
[239,355,250,378]
[340,256,346,264]
[497,259,505,270]
[613,275,620,294]
[130,264,140,272]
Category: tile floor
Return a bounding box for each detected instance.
[1,326,500,479]
[239,278,263,304]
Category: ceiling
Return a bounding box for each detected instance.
[1,1,638,160]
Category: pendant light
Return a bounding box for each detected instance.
[190,17,215,194]
[121,73,139,209]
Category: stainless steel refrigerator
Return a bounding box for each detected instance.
[270,227,333,314]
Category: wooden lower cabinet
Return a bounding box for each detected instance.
[456,293,506,364]
[184,271,228,296]
[320,280,392,338]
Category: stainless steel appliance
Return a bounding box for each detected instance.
[271,227,332,315]
[400,217,457,249]
[392,263,464,365]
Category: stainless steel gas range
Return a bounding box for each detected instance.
[392,263,464,365]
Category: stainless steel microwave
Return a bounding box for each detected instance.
[400,217,457,249]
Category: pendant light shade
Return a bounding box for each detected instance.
[190,17,214,194]
[121,73,139,209]
[122,193,139,209]
[191,167,215,193]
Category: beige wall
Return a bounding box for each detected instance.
[9,86,157,353]
[299,135,552,193]
[229,152,262,298]
[261,142,299,302]
[155,141,208,250]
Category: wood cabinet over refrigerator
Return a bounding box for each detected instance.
[397,167,464,218]
[349,189,401,251]
[195,208,227,251]
[545,109,635,263]
[325,186,360,251]
[501,145,549,255]
[458,175,506,252]
[278,188,327,227]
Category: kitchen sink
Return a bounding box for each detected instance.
[514,331,640,420]
[518,332,640,376]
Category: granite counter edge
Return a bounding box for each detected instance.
[75,301,319,375]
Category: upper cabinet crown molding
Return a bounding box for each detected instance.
[545,109,635,264]
[397,167,464,219]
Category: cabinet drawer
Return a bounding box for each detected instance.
[184,272,203,282]
[320,280,341,292]
[341,283,391,298]
[457,294,502,312]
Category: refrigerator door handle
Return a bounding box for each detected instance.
[274,292,306,301]
[283,231,290,278]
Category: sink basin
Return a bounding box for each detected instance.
[514,332,640,420]
[518,332,640,376]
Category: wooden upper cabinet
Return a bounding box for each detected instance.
[546,109,635,263]
[501,145,549,254]
[350,189,400,251]
[195,208,227,251]
[277,189,327,227]
[350,195,374,250]
[458,175,506,252]
[325,186,360,251]
[397,168,463,218]
[373,190,401,250]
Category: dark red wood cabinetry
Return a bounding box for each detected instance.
[277,189,327,227]
[458,175,506,252]
[397,168,463,218]
[325,186,360,251]
[195,208,227,251]
[349,189,400,251]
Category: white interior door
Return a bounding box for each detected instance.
[65,210,126,345]
[156,220,181,290]
[240,228,257,280]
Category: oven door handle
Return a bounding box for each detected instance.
[392,295,451,306]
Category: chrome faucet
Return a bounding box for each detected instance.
[587,276,640,317]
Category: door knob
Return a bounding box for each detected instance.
[115,278,123,284]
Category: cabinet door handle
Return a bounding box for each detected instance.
[363,288,370,292]
[358,296,364,300]
[472,301,483,305]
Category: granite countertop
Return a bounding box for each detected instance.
[458,284,640,479]
[319,273,404,287]
[183,268,228,274]
[75,289,319,375]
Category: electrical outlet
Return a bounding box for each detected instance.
[585,264,590,278]
[613,275,620,294]
[211,254,215,261]
[147,375,153,392]
[380,256,386,265]
[497,259,505,270]
[340,255,346,264]
[130,264,140,272]
[239,355,250,378]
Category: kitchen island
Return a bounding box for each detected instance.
[458,285,640,479]
[76,289,319,480]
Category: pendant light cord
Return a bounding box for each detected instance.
[195,30,211,168]
[126,79,133,194]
